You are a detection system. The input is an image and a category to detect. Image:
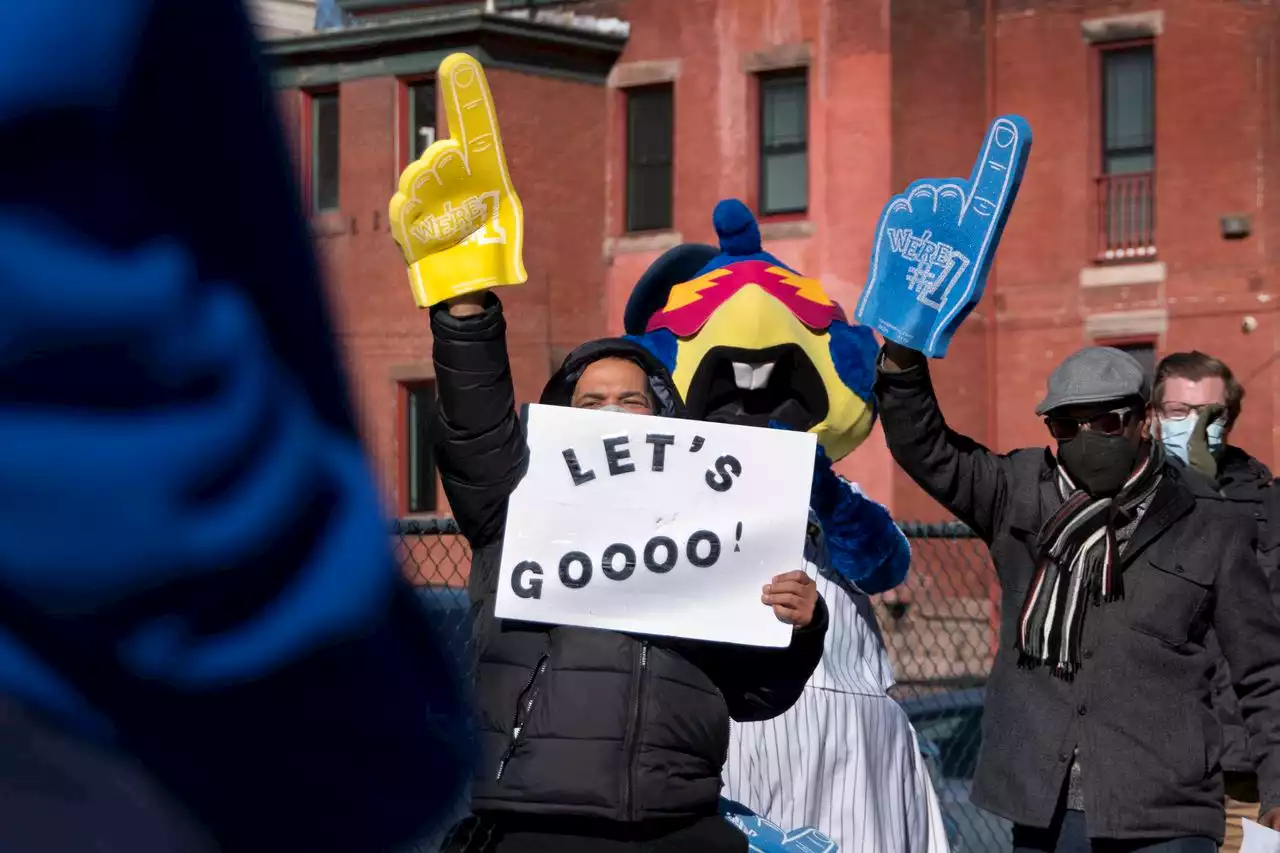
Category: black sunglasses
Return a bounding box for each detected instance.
[1044,407,1134,441]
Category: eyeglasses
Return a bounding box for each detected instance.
[1044,407,1133,441]
[1158,401,1226,424]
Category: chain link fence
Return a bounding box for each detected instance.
[396,518,1012,853]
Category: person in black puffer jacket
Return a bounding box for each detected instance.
[433,288,829,853]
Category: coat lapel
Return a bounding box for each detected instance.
[1121,466,1196,567]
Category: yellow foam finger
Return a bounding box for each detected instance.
[439,53,509,185]
[388,52,526,308]
[389,138,479,260]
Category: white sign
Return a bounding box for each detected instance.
[1242,819,1280,853]
[495,404,817,648]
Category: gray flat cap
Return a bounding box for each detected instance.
[1035,346,1150,415]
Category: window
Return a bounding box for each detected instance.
[1096,44,1155,259]
[1114,341,1157,385]
[408,81,437,162]
[403,381,438,514]
[310,91,340,212]
[1102,46,1154,175]
[759,71,808,215]
[625,85,674,233]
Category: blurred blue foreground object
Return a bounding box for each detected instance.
[0,1,472,851]
[721,798,839,853]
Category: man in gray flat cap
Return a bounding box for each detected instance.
[876,340,1280,852]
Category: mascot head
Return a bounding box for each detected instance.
[623,199,879,462]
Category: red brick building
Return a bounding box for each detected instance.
[268,0,1280,524]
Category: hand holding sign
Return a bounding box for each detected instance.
[855,116,1031,358]
[389,53,526,308]
[763,570,818,628]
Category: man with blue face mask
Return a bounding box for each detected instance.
[1151,352,1250,481]
[1151,351,1274,853]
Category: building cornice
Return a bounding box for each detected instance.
[267,11,625,86]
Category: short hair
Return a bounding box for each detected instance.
[1151,351,1245,426]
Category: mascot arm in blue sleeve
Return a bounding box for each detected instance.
[810,444,911,595]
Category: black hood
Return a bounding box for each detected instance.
[539,337,685,418]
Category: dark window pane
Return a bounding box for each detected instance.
[760,72,808,214]
[763,151,807,216]
[312,92,340,211]
[406,383,438,514]
[626,85,673,232]
[1115,343,1156,386]
[409,82,436,162]
[1102,47,1153,175]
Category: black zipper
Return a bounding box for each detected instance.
[496,652,550,781]
[621,641,649,819]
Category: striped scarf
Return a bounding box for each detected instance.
[1016,442,1164,678]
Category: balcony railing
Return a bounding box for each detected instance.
[1096,171,1155,262]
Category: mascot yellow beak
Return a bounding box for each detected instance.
[623,200,880,463]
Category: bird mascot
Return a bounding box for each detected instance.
[623,200,951,853]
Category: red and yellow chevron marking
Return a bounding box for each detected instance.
[648,260,840,336]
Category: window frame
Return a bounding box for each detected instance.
[397,75,438,176]
[306,87,341,213]
[1089,38,1157,262]
[624,83,675,234]
[1098,41,1155,177]
[398,379,440,516]
[757,69,810,217]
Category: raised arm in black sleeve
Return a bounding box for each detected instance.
[430,294,529,665]
[430,294,529,549]
[694,598,829,722]
[875,345,1017,543]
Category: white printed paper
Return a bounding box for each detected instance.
[495,404,817,647]
[1243,818,1280,853]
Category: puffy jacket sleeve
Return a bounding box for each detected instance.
[875,351,1015,543]
[430,296,529,550]
[697,598,829,722]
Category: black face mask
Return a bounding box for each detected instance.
[1057,430,1140,497]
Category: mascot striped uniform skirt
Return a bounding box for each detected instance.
[722,531,950,853]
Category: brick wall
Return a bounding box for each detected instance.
[985,0,1279,468]
[889,0,994,522]
[279,68,609,512]
[277,0,1280,523]
[884,0,1280,517]
[601,0,900,506]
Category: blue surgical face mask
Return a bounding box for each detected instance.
[1206,421,1226,457]
[1159,411,1226,464]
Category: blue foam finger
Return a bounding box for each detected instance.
[856,115,1031,358]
